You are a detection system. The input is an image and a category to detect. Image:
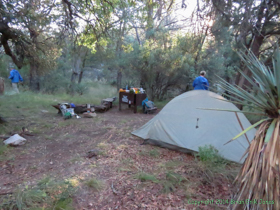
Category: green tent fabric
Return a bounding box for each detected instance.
[132,90,256,163]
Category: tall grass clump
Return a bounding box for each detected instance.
[0,177,76,210]
[85,177,104,191]
[216,46,280,209]
[0,145,7,155]
[197,145,228,165]
[196,145,229,174]
[135,172,159,183]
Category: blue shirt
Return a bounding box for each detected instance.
[192,76,209,90]
[9,69,23,83]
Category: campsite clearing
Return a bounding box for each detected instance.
[0,103,239,209]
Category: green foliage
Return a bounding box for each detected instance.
[73,83,88,95]
[212,0,280,60]
[0,178,76,210]
[0,82,116,118]
[0,55,10,78]
[153,99,169,109]
[139,149,160,158]
[160,172,187,193]
[135,172,159,183]
[216,47,280,208]
[165,171,186,184]
[53,198,74,210]
[78,33,97,54]
[15,189,47,209]
[99,24,239,100]
[85,178,104,191]
[164,160,183,170]
[197,145,228,166]
[0,145,8,156]
[243,106,266,124]
[161,181,175,193]
[149,149,160,157]
[40,72,69,94]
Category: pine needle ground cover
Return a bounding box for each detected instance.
[0,88,239,209]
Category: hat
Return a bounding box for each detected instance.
[200,71,206,76]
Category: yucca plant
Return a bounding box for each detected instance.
[217,47,280,210]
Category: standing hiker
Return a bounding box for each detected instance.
[9,67,23,93]
[192,71,209,90]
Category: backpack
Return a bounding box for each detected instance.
[142,98,156,114]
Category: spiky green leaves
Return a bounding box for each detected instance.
[218,47,280,117]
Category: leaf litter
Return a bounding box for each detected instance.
[0,106,238,209]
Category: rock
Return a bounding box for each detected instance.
[87,149,100,158]
[83,112,97,118]
[3,134,26,146]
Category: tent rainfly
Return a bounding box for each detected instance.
[132,90,256,163]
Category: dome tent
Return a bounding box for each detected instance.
[132,90,256,163]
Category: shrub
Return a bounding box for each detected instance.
[74,83,88,95]
[197,144,228,166]
[40,73,69,94]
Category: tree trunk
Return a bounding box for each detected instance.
[151,85,155,101]
[78,49,89,84]
[29,62,40,91]
[115,9,127,91]
[234,35,264,109]
[0,77,4,95]
[78,71,83,84]
[117,70,122,91]
[132,23,141,45]
[71,71,78,83]
[235,35,264,89]
[146,0,154,39]
[234,0,265,91]
[194,26,209,71]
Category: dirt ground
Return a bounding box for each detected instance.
[0,104,238,210]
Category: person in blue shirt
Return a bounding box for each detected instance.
[9,67,23,93]
[192,71,209,90]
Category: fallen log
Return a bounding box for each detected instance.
[52,104,88,114]
[93,104,111,112]
[51,97,116,114]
